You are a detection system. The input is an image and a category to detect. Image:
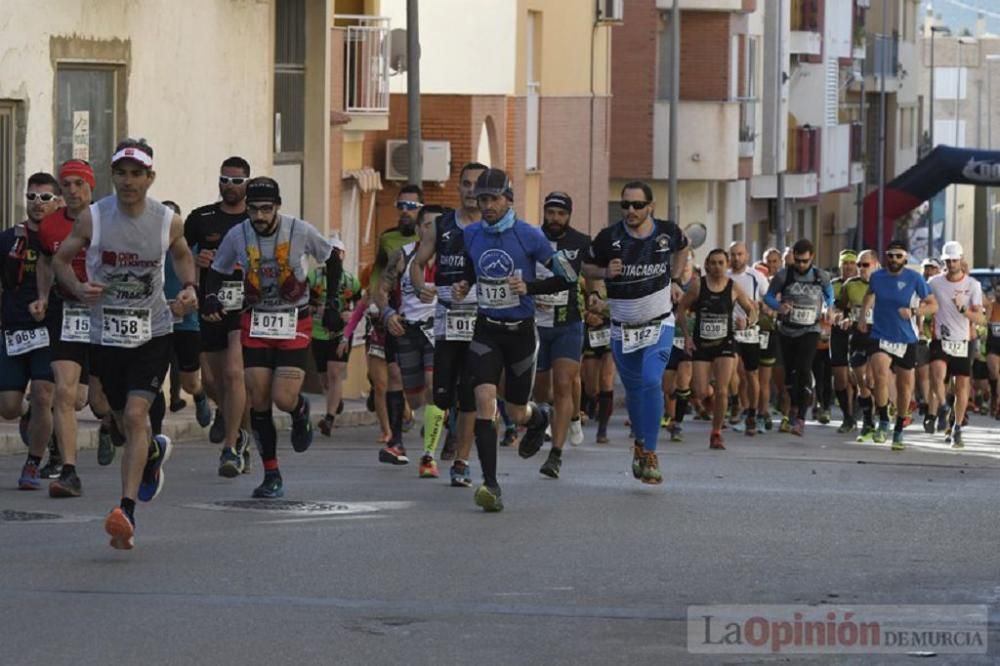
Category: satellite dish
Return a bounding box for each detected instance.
[685,223,707,249]
[389,29,407,74]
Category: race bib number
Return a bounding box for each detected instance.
[850,306,873,325]
[941,339,968,358]
[101,307,152,348]
[218,281,245,312]
[588,326,611,348]
[699,315,728,341]
[477,278,519,309]
[621,322,662,354]
[990,323,1000,338]
[673,335,686,351]
[249,308,297,340]
[421,321,436,346]
[789,306,817,326]
[535,290,569,309]
[61,305,91,343]
[368,343,385,359]
[4,327,49,356]
[758,331,771,350]
[445,311,476,342]
[879,339,906,359]
[733,327,759,344]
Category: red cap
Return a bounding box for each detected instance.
[58,160,96,189]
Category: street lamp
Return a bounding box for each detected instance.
[928,25,948,257]
[987,54,1000,265]
[950,37,977,243]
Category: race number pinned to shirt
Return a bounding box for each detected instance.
[445,311,476,342]
[368,343,386,359]
[789,306,818,326]
[4,327,49,356]
[61,305,91,343]
[477,277,519,310]
[535,290,569,309]
[101,307,152,348]
[699,315,728,341]
[218,281,245,312]
[990,323,1000,338]
[941,339,968,358]
[250,307,297,340]
[421,320,436,346]
[879,339,907,358]
[588,326,611,348]
[758,331,771,350]
[621,321,662,354]
[733,327,759,345]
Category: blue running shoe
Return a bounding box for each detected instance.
[138,435,172,502]
[252,471,284,498]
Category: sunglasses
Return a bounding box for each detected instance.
[858,262,872,268]
[25,192,59,202]
[395,201,423,211]
[620,200,649,211]
[219,176,249,186]
[885,252,906,259]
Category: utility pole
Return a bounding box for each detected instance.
[406,0,422,185]
[669,0,680,225]
[775,0,786,249]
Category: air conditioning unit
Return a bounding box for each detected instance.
[385,140,451,182]
[596,0,623,24]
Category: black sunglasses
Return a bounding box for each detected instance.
[620,200,649,211]
[395,201,423,211]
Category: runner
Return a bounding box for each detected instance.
[184,156,252,476]
[409,161,488,487]
[830,250,859,433]
[834,250,878,441]
[763,239,833,436]
[4,173,61,492]
[727,241,768,436]
[926,242,984,448]
[581,284,615,444]
[918,258,942,430]
[987,287,1000,418]
[859,240,937,450]
[677,248,757,450]
[204,176,341,498]
[52,138,196,549]
[530,191,591,479]
[376,193,447,477]
[662,254,696,442]
[582,180,688,485]
[450,168,578,511]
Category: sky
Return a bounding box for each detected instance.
[930,0,1000,35]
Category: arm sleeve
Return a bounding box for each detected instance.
[343,300,367,341]
[324,248,343,308]
[527,276,568,295]
[763,270,785,311]
[822,274,834,306]
[587,230,610,268]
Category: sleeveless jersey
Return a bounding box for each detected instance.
[535,227,590,329]
[85,195,174,346]
[433,211,477,337]
[693,277,733,348]
[399,240,435,323]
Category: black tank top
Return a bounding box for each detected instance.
[694,276,733,347]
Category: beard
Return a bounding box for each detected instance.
[543,222,567,239]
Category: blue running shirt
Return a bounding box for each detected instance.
[868,267,929,344]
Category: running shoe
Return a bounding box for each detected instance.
[731,413,746,433]
[138,434,172,502]
[500,426,518,448]
[951,426,964,449]
[169,397,187,413]
[596,428,609,444]
[209,409,226,444]
[97,425,115,466]
[474,484,503,512]
[318,413,335,437]
[539,449,562,479]
[17,460,40,490]
[194,393,212,427]
[817,409,831,425]
[218,447,243,478]
[669,425,683,442]
[641,451,663,485]
[661,415,672,429]
[856,425,875,443]
[18,408,30,446]
[290,399,313,452]
[756,415,768,433]
[936,408,949,434]
[40,440,62,479]
[49,470,82,498]
[763,415,773,431]
[872,422,889,445]
[518,404,550,459]
[242,447,252,474]
[891,431,905,451]
[449,460,472,488]
[252,471,284,499]
[709,431,725,450]
[402,414,415,433]
[104,508,135,550]
[568,418,584,446]
[379,445,409,465]
[922,413,935,435]
[779,416,791,433]
[837,418,856,434]
[418,455,439,479]
[440,428,458,461]
[790,418,805,437]
[631,442,646,479]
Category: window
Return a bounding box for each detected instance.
[934,67,967,100]
[274,0,306,158]
[525,11,541,171]
[900,107,914,149]
[0,102,15,230]
[656,12,675,101]
[55,66,122,198]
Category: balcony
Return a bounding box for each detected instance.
[789,125,820,174]
[653,100,740,181]
[336,15,390,130]
[789,0,822,55]
[863,33,899,91]
[750,124,821,199]
[656,0,754,10]
[738,97,758,158]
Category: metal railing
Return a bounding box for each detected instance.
[788,125,821,173]
[337,15,390,114]
[736,97,758,143]
[865,33,898,78]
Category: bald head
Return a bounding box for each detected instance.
[729,241,748,271]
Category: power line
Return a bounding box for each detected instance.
[940,0,1000,23]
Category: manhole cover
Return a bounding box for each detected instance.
[186,500,380,516]
[0,510,63,522]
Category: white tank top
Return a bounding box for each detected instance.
[399,241,435,323]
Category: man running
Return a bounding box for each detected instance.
[677,248,757,450]
[582,285,615,443]
[582,181,688,485]
[830,250,859,433]
[860,240,937,450]
[763,239,833,436]
[203,176,341,499]
[451,168,577,511]
[918,258,942,431]
[727,241,767,435]
[409,162,488,488]
[4,173,61,492]
[53,138,197,549]
[927,242,984,448]
[531,191,591,479]
[835,250,878,441]
[662,255,695,442]
[184,156,252,476]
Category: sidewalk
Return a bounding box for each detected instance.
[0,393,378,457]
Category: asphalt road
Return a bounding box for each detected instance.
[2,413,999,665]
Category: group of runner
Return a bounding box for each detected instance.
[6,144,1000,548]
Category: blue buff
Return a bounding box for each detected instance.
[481,208,516,234]
[611,324,675,451]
